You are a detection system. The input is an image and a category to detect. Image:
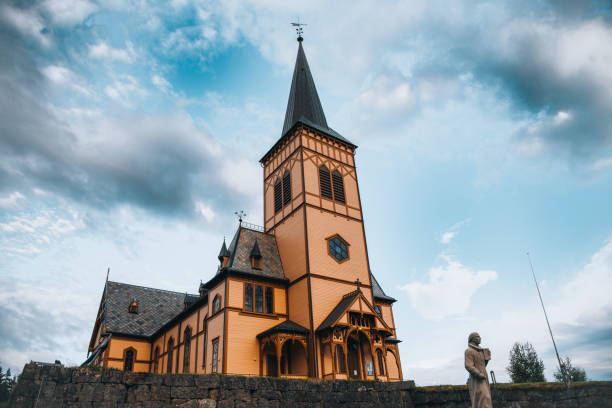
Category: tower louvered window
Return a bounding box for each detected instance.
[319,165,332,199]
[274,178,282,213]
[332,170,345,203]
[282,170,291,205]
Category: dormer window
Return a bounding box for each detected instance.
[128,300,138,314]
[250,240,262,269]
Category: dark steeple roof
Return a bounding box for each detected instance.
[282,39,328,136]
[217,239,229,261]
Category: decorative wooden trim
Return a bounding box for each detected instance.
[222,278,228,374]
[301,145,356,169]
[300,143,317,378]
[290,273,373,288]
[238,311,281,320]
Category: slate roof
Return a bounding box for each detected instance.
[371,273,396,303]
[316,291,360,333]
[282,39,328,137]
[257,320,309,339]
[104,281,198,337]
[225,226,285,281]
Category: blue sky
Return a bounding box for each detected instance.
[1,0,612,385]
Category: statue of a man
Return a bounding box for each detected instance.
[464,332,493,408]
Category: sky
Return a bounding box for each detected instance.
[1,0,612,385]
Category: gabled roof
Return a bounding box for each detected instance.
[282,39,328,137]
[257,320,309,339]
[317,289,394,334]
[316,291,359,333]
[371,272,396,303]
[104,281,198,337]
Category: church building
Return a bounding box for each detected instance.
[85,35,403,381]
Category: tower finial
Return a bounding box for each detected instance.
[291,19,307,42]
[234,210,246,225]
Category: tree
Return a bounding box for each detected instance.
[506,342,546,383]
[554,357,587,382]
[0,366,16,402]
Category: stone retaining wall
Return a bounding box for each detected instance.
[412,382,612,407]
[9,363,612,408]
[9,364,415,407]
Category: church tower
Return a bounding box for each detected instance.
[260,36,400,378]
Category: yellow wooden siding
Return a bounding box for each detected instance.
[225,310,287,375]
[305,207,371,289]
[272,207,307,282]
[287,278,311,329]
[309,278,356,329]
[274,287,286,315]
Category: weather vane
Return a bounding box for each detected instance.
[291,19,307,41]
[234,210,247,225]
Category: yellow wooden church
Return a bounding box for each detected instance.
[85,35,403,381]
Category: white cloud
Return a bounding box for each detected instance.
[195,201,217,223]
[104,76,147,103]
[440,231,457,244]
[0,192,25,210]
[42,0,97,25]
[439,218,471,244]
[553,236,612,324]
[151,74,172,92]
[591,157,612,171]
[400,256,497,319]
[0,5,50,47]
[89,41,135,63]
[356,76,412,112]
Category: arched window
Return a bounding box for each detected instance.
[319,165,332,199]
[255,286,263,313]
[153,347,159,373]
[183,327,192,373]
[282,170,291,205]
[211,338,219,373]
[274,178,282,213]
[213,295,221,313]
[376,349,385,376]
[244,283,253,312]
[124,348,135,372]
[331,170,345,203]
[336,345,346,373]
[167,338,174,373]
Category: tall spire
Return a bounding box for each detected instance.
[282,38,328,136]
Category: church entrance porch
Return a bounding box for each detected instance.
[257,320,309,378]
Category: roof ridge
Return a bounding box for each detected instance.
[107,280,198,297]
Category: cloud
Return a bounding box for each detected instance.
[439,218,471,244]
[0,25,255,227]
[89,40,135,63]
[0,192,25,210]
[0,4,50,47]
[400,256,497,319]
[151,74,172,92]
[41,0,97,26]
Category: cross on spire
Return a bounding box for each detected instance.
[291,19,307,42]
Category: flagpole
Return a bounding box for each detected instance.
[527,252,569,388]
